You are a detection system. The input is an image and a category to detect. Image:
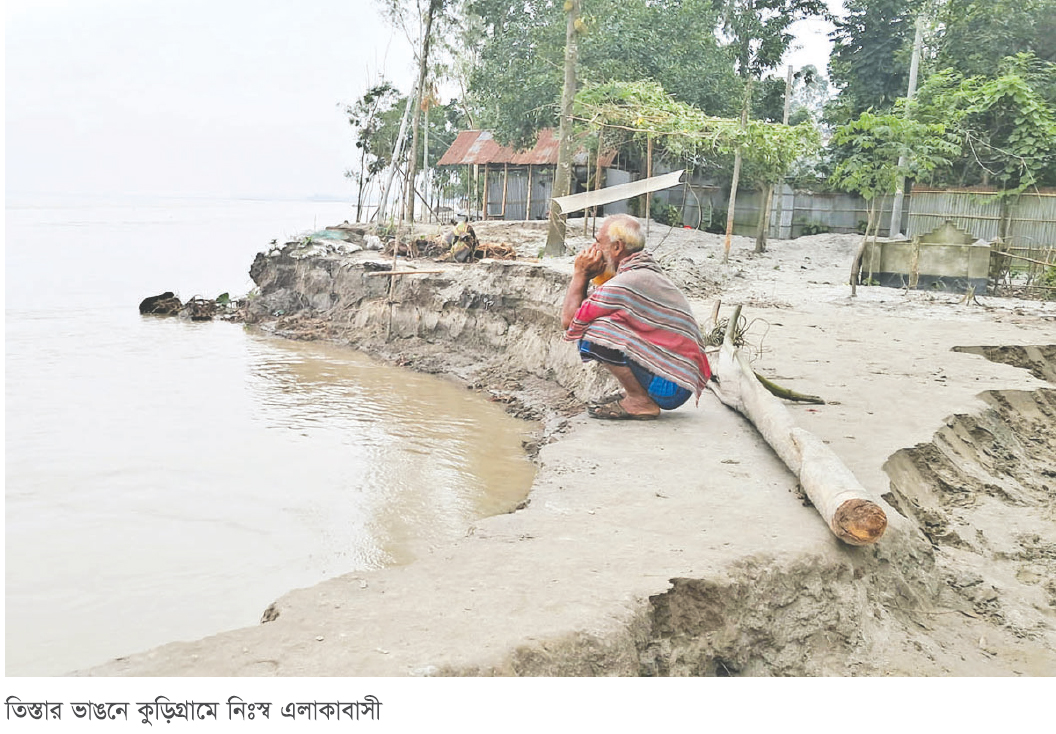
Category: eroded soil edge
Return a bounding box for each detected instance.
[86,235,1055,676]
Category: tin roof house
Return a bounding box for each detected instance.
[436,129,629,221]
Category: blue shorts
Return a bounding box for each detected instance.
[578,340,692,410]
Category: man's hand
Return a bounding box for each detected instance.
[574,244,606,279]
[563,244,605,330]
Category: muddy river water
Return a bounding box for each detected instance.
[5,197,535,676]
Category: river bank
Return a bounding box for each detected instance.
[82,220,1056,676]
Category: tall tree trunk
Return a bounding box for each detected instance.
[404,0,440,225]
[753,182,773,253]
[423,103,430,218]
[723,80,752,264]
[545,0,581,256]
[378,93,416,222]
[849,200,878,297]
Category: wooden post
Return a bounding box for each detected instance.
[502,162,509,220]
[592,128,604,231]
[724,81,752,263]
[724,151,742,262]
[584,149,591,236]
[526,165,533,222]
[482,163,489,221]
[889,16,924,237]
[645,134,653,238]
[756,65,793,254]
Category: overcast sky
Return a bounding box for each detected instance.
[6,1,837,201]
[6,0,417,199]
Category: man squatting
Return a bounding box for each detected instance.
[561,214,712,420]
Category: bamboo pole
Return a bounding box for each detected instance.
[584,151,591,236]
[526,165,533,221]
[366,269,445,277]
[755,65,792,253]
[710,305,887,545]
[994,250,1056,267]
[645,134,653,238]
[502,162,509,220]
[724,82,752,263]
[592,128,604,232]
[386,227,400,340]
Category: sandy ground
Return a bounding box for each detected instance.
[81,219,1056,676]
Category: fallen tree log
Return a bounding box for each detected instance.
[709,306,887,545]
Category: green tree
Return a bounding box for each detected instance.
[343,82,402,221]
[753,66,828,124]
[828,0,923,123]
[344,88,468,220]
[712,0,826,257]
[574,80,820,232]
[465,0,740,148]
[830,111,960,293]
[714,0,828,81]
[913,54,1056,190]
[934,0,1056,79]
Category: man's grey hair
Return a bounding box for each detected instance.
[604,214,645,252]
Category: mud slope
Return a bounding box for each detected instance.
[243,241,619,434]
[884,346,1056,670]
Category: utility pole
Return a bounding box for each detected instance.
[544,0,581,256]
[782,64,793,125]
[888,14,924,238]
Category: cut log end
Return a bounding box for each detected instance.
[831,498,888,546]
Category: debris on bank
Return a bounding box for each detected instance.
[138,291,239,321]
[381,222,519,262]
[138,291,183,316]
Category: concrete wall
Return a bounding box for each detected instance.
[862,239,991,292]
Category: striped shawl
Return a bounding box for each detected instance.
[565,251,711,396]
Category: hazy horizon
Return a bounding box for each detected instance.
[6,0,836,203]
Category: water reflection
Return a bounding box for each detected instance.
[245,334,535,568]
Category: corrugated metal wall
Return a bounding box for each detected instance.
[482,165,555,221]
[1007,194,1056,250]
[907,191,1056,248]
[658,182,910,237]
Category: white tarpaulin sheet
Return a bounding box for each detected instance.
[551,169,684,214]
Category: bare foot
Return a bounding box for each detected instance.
[618,395,661,417]
[588,398,660,420]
